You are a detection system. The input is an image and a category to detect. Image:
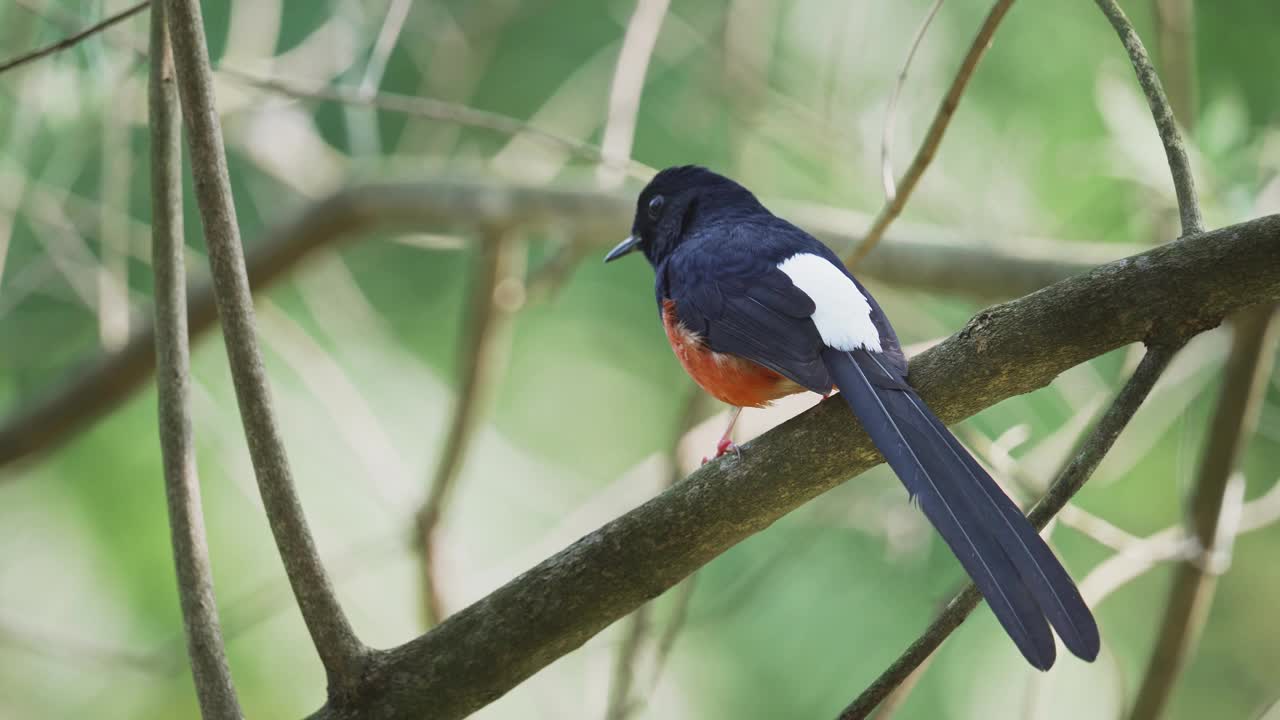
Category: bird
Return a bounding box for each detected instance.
[604,165,1099,670]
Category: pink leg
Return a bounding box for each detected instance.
[703,406,744,464]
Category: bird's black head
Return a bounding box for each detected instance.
[604,165,762,267]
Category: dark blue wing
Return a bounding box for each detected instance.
[657,228,832,393]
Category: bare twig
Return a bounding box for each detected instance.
[604,387,702,720]
[1094,0,1202,236]
[417,231,525,627]
[148,3,242,716]
[596,0,670,188]
[880,0,946,200]
[220,68,653,179]
[845,0,1016,266]
[0,0,148,74]
[162,0,367,689]
[1131,307,1278,720]
[0,181,1128,470]
[838,342,1183,720]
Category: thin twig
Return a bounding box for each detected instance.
[162,0,367,688]
[417,231,525,627]
[880,0,946,200]
[596,0,670,189]
[604,387,702,720]
[0,181,1129,471]
[148,2,242,716]
[838,342,1183,720]
[1131,307,1278,720]
[0,0,148,74]
[1093,0,1202,236]
[845,0,1016,266]
[220,67,653,179]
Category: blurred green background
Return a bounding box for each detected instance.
[1,0,1279,718]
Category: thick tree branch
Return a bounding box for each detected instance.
[0,182,1131,470]
[308,216,1280,720]
[148,3,242,717]
[846,0,1016,265]
[1094,0,1202,236]
[162,0,367,690]
[0,0,148,75]
[1130,306,1278,720]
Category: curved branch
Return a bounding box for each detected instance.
[309,215,1280,720]
[1130,306,1278,720]
[0,182,1128,471]
[162,0,366,689]
[1094,0,1202,236]
[149,4,242,716]
[846,0,1016,265]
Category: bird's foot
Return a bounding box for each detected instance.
[702,438,741,464]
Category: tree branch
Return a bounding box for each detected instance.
[417,231,524,627]
[308,215,1280,720]
[0,0,148,75]
[148,3,242,716]
[845,0,1016,265]
[0,182,1134,471]
[162,0,367,690]
[1094,0,1202,236]
[1130,306,1278,720]
[838,341,1182,720]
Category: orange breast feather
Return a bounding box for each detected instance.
[661,300,805,408]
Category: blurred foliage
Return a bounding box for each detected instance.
[1,1,1279,718]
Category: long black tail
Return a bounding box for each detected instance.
[822,347,1099,670]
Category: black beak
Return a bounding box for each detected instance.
[604,235,640,263]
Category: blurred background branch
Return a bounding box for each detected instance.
[0,181,1136,470]
[1131,307,1279,719]
[416,230,525,628]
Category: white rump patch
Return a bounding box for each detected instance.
[777,253,882,352]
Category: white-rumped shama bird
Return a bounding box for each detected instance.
[604,165,1099,670]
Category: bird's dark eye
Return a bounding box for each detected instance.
[647,195,665,220]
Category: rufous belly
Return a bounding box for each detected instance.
[662,300,805,408]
